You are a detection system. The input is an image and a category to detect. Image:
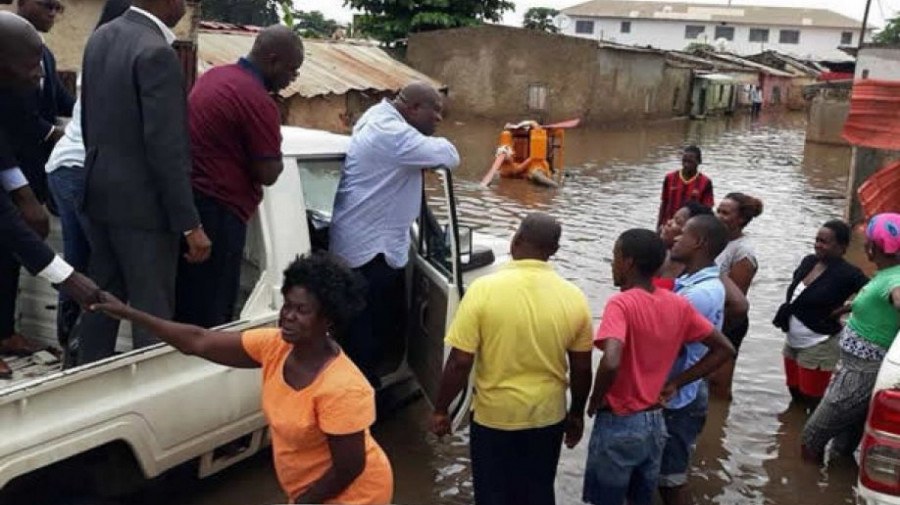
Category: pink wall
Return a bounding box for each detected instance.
[760,74,792,108]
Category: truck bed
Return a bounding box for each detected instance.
[3,352,62,390]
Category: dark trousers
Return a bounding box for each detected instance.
[175,193,247,328]
[470,419,566,505]
[73,221,179,364]
[0,250,21,342]
[0,187,57,343]
[344,254,404,388]
[48,165,91,346]
[751,102,762,116]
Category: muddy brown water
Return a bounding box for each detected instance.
[142,112,863,505]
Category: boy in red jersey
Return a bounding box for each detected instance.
[657,146,714,230]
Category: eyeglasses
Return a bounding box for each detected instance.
[35,0,65,13]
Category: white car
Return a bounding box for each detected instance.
[858,330,900,504]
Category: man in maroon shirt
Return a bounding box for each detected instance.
[656,145,714,230]
[175,25,304,327]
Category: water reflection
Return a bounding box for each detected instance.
[163,112,858,505]
[438,112,858,505]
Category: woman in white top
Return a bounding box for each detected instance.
[710,192,763,399]
[45,0,131,349]
[773,220,868,408]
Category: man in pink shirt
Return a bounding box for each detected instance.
[582,229,734,505]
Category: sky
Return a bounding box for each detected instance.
[295,0,898,31]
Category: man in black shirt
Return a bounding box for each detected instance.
[0,12,101,378]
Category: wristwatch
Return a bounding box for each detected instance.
[184,224,203,237]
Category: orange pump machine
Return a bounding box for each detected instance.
[491,120,575,187]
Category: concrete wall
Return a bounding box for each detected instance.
[806,94,850,146]
[856,46,900,80]
[786,77,816,110]
[558,15,863,61]
[284,95,348,133]
[283,90,390,134]
[1,1,198,71]
[406,25,692,125]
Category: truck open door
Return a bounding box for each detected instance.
[407,169,474,431]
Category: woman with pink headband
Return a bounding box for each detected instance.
[801,213,900,463]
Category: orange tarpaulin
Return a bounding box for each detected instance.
[842,80,900,150]
[858,160,900,220]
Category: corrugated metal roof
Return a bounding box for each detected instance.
[562,1,865,30]
[666,50,754,73]
[695,50,795,77]
[745,50,822,77]
[198,31,443,99]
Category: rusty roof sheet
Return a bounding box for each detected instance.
[198,31,443,99]
[666,51,754,73]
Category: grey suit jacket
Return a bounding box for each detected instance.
[81,9,199,233]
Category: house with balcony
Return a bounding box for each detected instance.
[558,0,870,61]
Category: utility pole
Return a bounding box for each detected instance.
[859,0,873,50]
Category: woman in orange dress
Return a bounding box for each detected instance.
[93,253,393,504]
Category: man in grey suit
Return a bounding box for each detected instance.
[75,0,211,364]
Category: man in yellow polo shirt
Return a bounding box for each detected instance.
[431,212,593,505]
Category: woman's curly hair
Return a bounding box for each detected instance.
[281,252,367,332]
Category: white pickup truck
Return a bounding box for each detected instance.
[0,126,507,504]
[857,330,900,505]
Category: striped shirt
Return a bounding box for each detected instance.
[658,169,714,227]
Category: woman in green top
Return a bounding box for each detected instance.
[801,213,900,463]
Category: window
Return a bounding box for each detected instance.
[779,29,800,44]
[295,157,343,253]
[714,25,734,41]
[685,25,706,39]
[841,31,853,45]
[749,28,770,42]
[527,84,549,112]
[621,21,631,33]
[575,20,594,34]
[296,158,343,219]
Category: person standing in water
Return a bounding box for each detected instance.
[774,220,868,408]
[657,146,714,231]
[711,192,763,400]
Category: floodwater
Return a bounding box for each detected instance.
[149,112,863,505]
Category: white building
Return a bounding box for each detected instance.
[856,44,900,80]
[558,0,871,61]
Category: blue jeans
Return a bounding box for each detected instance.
[583,409,667,505]
[660,381,709,487]
[47,165,91,346]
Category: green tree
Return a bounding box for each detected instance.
[291,10,341,38]
[201,0,280,26]
[522,7,559,33]
[685,42,716,53]
[875,16,900,44]
[345,0,515,45]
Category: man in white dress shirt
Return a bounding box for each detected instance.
[329,82,460,387]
